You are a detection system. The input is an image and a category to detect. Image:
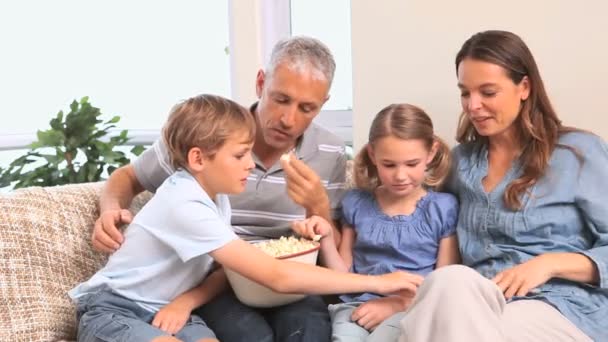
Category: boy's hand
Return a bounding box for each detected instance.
[375,271,424,295]
[291,215,333,240]
[151,300,192,335]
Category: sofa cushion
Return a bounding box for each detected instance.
[0,183,151,341]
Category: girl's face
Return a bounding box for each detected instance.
[193,129,255,199]
[457,58,529,140]
[368,135,435,198]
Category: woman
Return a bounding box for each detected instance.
[399,30,607,341]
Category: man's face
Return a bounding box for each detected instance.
[255,63,330,151]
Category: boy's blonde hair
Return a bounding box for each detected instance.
[162,94,255,170]
[354,103,451,191]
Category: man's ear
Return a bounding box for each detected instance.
[187,147,206,172]
[366,144,377,165]
[255,69,265,99]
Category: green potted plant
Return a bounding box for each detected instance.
[0,97,144,189]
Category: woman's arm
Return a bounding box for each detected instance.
[209,239,423,295]
[435,235,461,268]
[542,252,599,285]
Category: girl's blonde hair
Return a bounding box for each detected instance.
[162,94,255,170]
[354,103,451,192]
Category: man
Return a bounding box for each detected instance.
[91,36,347,342]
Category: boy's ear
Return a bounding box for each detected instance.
[366,144,377,165]
[187,147,206,171]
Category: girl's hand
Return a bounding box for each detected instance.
[151,300,192,335]
[351,296,413,331]
[492,254,554,299]
[291,215,333,240]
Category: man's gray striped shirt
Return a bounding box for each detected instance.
[133,114,347,241]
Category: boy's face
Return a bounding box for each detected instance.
[198,130,254,197]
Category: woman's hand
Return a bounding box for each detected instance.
[291,215,333,240]
[151,299,192,335]
[492,254,554,299]
[351,295,414,331]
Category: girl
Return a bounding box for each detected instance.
[291,103,460,342]
[69,95,423,342]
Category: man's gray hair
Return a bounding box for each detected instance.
[266,36,336,87]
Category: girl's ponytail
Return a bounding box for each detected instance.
[424,135,452,189]
[353,143,379,192]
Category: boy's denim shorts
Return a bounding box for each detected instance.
[75,288,216,342]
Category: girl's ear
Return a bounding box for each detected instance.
[187,147,206,172]
[366,144,377,165]
[426,141,439,166]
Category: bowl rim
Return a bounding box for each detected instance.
[254,240,321,260]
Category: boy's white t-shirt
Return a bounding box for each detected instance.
[69,170,238,312]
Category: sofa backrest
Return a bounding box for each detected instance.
[0,183,151,341]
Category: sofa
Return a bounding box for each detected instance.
[0,182,152,341]
[0,163,353,341]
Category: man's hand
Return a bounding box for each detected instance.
[351,295,413,331]
[291,215,333,240]
[91,209,132,253]
[281,155,330,215]
[151,299,192,335]
[492,254,554,299]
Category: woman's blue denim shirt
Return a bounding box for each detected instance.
[448,132,608,341]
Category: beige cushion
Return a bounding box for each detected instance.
[0,183,151,341]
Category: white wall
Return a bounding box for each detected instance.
[350,0,608,150]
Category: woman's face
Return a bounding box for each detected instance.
[457,58,529,140]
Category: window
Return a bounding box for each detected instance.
[290,0,353,111]
[0,1,230,156]
[260,0,353,145]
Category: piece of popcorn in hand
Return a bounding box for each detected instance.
[280,153,291,163]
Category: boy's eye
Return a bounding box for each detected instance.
[382,164,396,168]
[460,92,470,98]
[482,91,497,97]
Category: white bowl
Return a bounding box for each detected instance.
[225,242,320,308]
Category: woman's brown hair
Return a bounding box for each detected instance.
[455,30,579,210]
[354,103,451,192]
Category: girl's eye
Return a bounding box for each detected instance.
[382,164,396,168]
[460,92,470,98]
[482,91,496,97]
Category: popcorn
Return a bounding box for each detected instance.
[255,236,317,258]
[280,153,291,163]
